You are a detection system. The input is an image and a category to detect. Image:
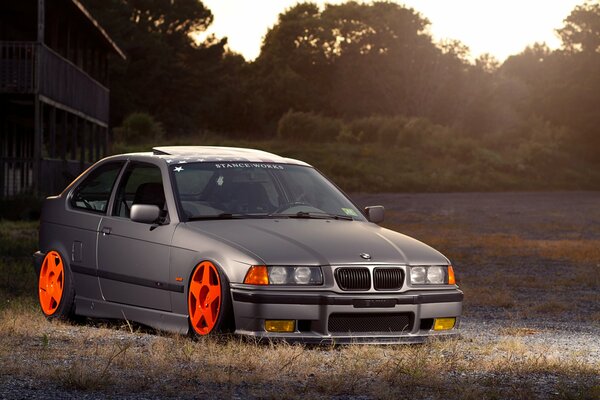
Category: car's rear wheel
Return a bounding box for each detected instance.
[188,261,233,336]
[38,250,75,319]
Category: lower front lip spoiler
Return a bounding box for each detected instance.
[235,329,460,345]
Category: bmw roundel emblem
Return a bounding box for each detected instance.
[360,253,372,260]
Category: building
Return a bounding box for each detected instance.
[0,0,125,197]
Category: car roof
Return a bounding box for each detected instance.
[123,146,311,166]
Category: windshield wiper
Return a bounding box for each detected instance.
[189,211,354,221]
[187,213,258,221]
[271,211,354,221]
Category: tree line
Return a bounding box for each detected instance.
[81,0,600,163]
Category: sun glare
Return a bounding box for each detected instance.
[199,0,583,61]
[402,0,581,61]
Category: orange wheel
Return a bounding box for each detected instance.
[188,261,222,335]
[38,251,65,316]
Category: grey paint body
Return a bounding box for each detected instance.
[35,146,462,343]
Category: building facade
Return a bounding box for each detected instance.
[0,0,124,197]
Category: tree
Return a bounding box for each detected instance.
[557,1,600,53]
[500,1,600,161]
[81,0,243,135]
[249,3,331,129]
[252,1,474,133]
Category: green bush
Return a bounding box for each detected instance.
[346,116,387,144]
[401,117,437,148]
[114,112,164,145]
[277,110,342,142]
[373,117,398,146]
[101,112,600,192]
[346,115,439,147]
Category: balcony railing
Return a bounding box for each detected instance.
[0,42,35,93]
[0,41,109,123]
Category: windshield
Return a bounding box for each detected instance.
[170,162,364,221]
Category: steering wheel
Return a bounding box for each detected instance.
[74,193,94,210]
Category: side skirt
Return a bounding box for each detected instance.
[75,295,189,335]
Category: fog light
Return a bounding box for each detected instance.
[433,317,456,331]
[265,320,295,333]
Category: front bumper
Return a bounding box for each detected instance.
[231,286,463,344]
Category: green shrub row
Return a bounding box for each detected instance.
[278,111,443,147]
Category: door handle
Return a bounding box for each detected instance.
[101,227,112,236]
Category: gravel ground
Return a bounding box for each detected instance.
[355,191,600,379]
[354,191,600,239]
[1,192,599,399]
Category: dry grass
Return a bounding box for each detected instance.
[383,219,600,314]
[528,301,570,315]
[392,223,600,267]
[0,304,597,399]
[1,207,599,398]
[461,286,516,309]
[498,327,541,336]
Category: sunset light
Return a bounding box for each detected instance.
[1,0,600,397]
[201,0,583,61]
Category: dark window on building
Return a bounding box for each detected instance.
[70,162,124,213]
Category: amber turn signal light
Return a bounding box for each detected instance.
[244,265,269,285]
[265,320,295,333]
[448,265,456,285]
[433,317,456,331]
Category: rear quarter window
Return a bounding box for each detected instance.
[70,162,124,213]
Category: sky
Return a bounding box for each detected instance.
[199,0,584,62]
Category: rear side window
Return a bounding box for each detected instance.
[70,162,124,213]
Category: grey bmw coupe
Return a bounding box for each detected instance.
[34,146,462,343]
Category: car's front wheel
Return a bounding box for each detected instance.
[188,261,233,336]
[38,250,75,320]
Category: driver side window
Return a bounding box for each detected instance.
[113,163,165,219]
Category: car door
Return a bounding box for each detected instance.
[97,161,175,311]
[64,161,125,298]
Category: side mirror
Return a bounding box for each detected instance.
[130,204,160,224]
[365,205,384,223]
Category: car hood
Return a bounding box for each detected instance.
[185,219,448,266]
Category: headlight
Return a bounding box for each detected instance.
[294,266,312,284]
[270,266,322,285]
[410,266,426,284]
[426,266,445,284]
[409,265,453,285]
[269,266,288,284]
[244,266,323,285]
